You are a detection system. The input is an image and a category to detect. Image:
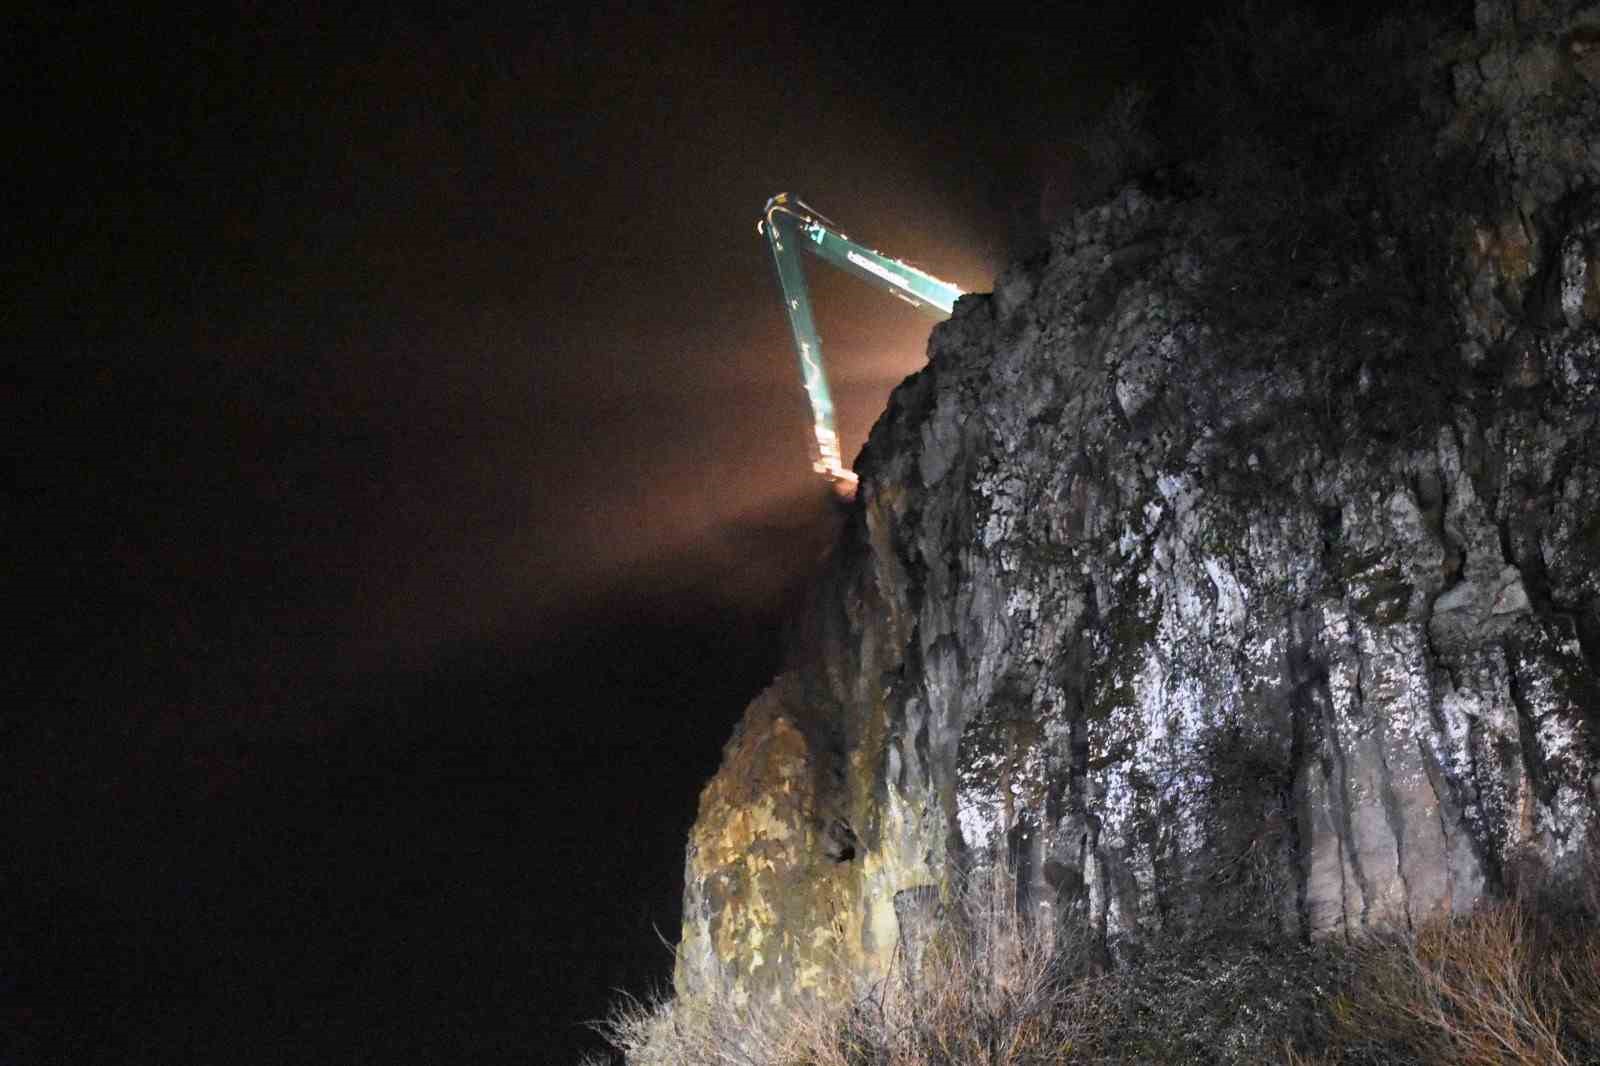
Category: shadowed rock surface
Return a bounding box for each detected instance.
[671,0,1600,1020]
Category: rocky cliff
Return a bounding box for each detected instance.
[674,0,1600,1019]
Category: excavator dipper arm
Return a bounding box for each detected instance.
[758,192,963,485]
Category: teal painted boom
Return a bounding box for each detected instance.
[759,193,963,483]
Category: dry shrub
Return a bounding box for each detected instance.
[1550,933,1600,1051]
[588,863,1112,1066]
[1331,902,1600,1066]
[864,863,1112,1065]
[1347,905,1564,1066]
[587,983,881,1066]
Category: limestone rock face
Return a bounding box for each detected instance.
[675,1,1600,1012]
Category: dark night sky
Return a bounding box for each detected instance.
[9,3,1214,1062]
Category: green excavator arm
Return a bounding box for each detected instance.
[758,193,963,486]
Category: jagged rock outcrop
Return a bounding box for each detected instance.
[674,0,1600,1016]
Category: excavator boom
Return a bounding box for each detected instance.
[758,193,963,485]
